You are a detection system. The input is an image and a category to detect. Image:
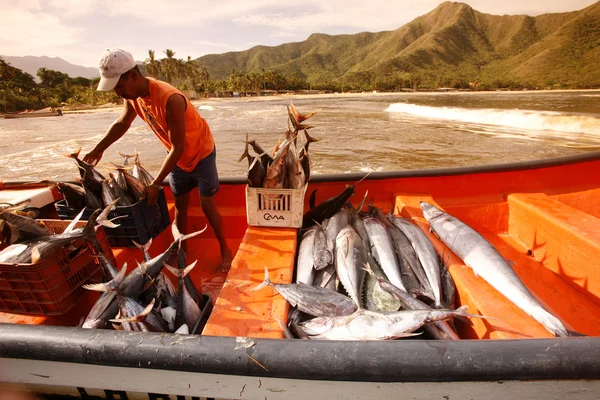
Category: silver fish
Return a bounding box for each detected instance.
[362,216,406,292]
[300,305,482,340]
[364,263,460,340]
[165,261,201,331]
[111,297,168,332]
[421,201,569,337]
[334,226,367,307]
[313,222,333,271]
[253,266,357,317]
[296,227,316,285]
[387,214,442,307]
[0,210,48,241]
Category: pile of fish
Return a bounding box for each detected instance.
[255,176,573,339]
[239,102,320,189]
[0,201,118,264]
[57,148,154,210]
[81,223,208,334]
[253,180,473,340]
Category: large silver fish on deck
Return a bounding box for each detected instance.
[299,305,481,340]
[253,267,357,317]
[387,214,443,308]
[420,201,570,337]
[334,226,367,307]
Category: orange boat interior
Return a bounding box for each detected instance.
[1,156,599,340]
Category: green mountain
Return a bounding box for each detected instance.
[195,1,600,89]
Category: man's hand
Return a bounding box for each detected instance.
[83,149,104,166]
[145,184,161,205]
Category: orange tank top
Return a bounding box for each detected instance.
[129,78,215,172]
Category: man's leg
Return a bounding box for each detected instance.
[200,195,232,272]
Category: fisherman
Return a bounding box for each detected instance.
[83,48,232,271]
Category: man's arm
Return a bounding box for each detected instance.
[83,99,137,165]
[145,93,186,204]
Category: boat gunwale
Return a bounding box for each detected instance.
[2,150,600,188]
[0,323,599,382]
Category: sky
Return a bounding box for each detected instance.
[1,0,597,68]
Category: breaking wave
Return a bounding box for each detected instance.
[385,103,600,135]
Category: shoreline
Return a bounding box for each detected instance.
[58,88,600,115]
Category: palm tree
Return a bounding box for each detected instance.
[144,50,162,78]
[162,49,177,84]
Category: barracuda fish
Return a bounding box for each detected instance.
[296,226,317,285]
[387,214,443,308]
[363,263,460,340]
[253,266,357,317]
[334,226,367,307]
[239,133,266,188]
[420,201,570,337]
[299,305,483,340]
[165,261,201,331]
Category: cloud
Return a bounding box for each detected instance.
[0,2,83,55]
[268,31,299,38]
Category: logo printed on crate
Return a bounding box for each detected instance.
[263,213,286,221]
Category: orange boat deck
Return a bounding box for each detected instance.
[1,154,600,340]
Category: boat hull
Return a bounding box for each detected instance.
[1,151,600,398]
[1,323,599,399]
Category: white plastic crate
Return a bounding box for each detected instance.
[245,184,308,228]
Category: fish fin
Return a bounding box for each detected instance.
[83,263,127,292]
[350,171,372,188]
[309,189,318,209]
[63,207,86,234]
[388,332,424,339]
[567,330,587,337]
[31,246,42,264]
[250,266,272,292]
[96,198,121,229]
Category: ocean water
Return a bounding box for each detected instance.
[1,91,599,182]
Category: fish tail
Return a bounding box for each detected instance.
[453,305,495,320]
[83,263,127,292]
[62,147,82,159]
[96,198,121,230]
[163,260,197,279]
[238,133,251,163]
[171,222,208,243]
[250,266,272,292]
[303,129,321,144]
[132,238,153,253]
[110,298,155,324]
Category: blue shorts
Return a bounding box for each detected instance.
[168,147,220,197]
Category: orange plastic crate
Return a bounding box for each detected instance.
[0,220,114,316]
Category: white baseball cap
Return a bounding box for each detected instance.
[97,49,137,91]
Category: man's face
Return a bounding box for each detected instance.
[113,71,137,100]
